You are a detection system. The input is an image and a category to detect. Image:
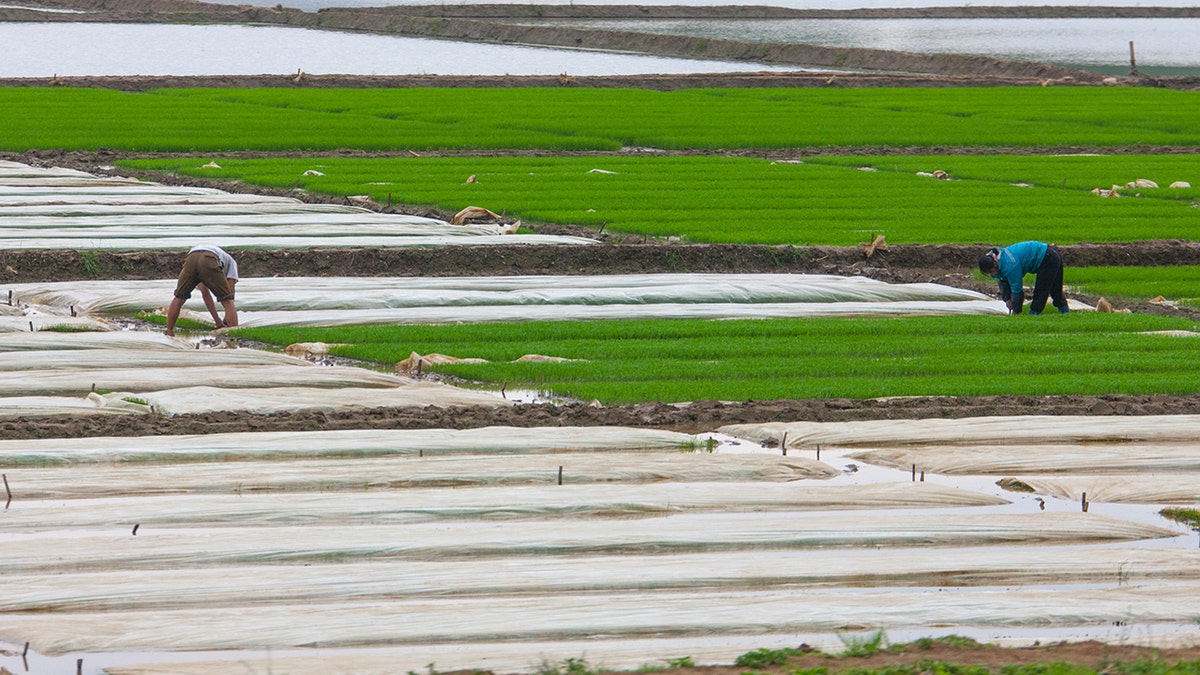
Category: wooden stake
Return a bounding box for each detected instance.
[2,473,10,501]
[816,444,820,461]
[132,524,140,535]
[912,464,916,482]
[1082,492,1089,512]
[558,466,563,485]
[1129,41,1139,76]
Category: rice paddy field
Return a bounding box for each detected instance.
[2,70,1200,675]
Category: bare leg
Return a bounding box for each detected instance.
[164,296,186,336]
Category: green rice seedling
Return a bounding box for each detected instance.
[1159,507,1200,529]
[535,657,596,675]
[804,155,1200,203]
[232,313,1200,404]
[735,646,809,668]
[7,87,1200,153]
[1002,664,1109,675]
[836,630,888,657]
[120,155,1200,245]
[909,636,985,650]
[126,87,1200,149]
[41,325,99,333]
[843,662,989,675]
[1066,266,1200,308]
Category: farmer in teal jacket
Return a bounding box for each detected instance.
[977,241,1069,315]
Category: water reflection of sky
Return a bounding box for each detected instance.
[530,18,1200,70]
[0,22,809,77]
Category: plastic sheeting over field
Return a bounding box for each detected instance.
[720,415,1200,448]
[0,482,1008,529]
[6,273,1007,327]
[0,328,508,411]
[1,414,1195,671]
[999,476,1200,504]
[847,442,1200,475]
[0,160,595,248]
[0,426,699,466]
[8,581,1200,658]
[0,453,837,498]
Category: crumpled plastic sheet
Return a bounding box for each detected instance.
[999,475,1200,504]
[0,234,597,249]
[0,331,190,352]
[848,442,1200,475]
[0,161,595,248]
[8,273,993,313]
[4,571,1196,656]
[138,383,509,415]
[0,363,407,396]
[7,546,1200,616]
[0,314,111,332]
[0,395,142,418]
[5,274,1006,324]
[0,452,839,499]
[0,426,700,466]
[720,415,1200,448]
[0,482,1007,530]
[0,512,1178,575]
[96,624,1200,675]
[0,347,308,371]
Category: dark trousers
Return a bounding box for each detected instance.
[1030,246,1066,313]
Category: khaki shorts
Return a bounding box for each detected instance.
[174,251,233,302]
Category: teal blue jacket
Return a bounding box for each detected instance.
[989,241,1048,311]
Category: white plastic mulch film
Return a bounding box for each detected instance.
[0,327,507,412]
[0,160,596,248]
[7,273,1007,329]
[4,414,1200,675]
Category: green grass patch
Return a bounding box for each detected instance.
[6,87,1200,152]
[232,313,1200,404]
[119,155,1200,245]
[1160,507,1200,529]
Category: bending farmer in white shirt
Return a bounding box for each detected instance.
[165,244,239,337]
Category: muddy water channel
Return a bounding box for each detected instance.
[2,162,1200,674]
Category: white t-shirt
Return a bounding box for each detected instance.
[189,245,239,280]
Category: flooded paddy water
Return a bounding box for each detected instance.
[2,163,1200,674]
[0,22,812,78]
